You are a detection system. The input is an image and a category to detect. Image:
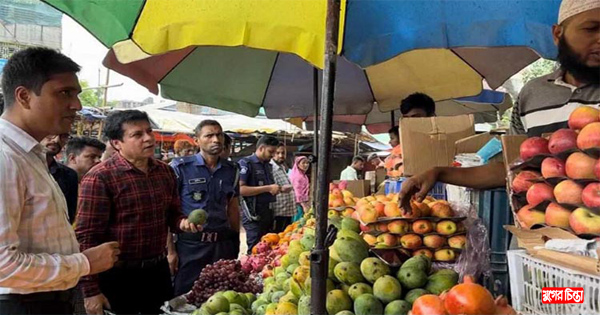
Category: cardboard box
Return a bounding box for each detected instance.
[454,132,504,164]
[400,115,475,176]
[501,135,527,172]
[505,225,600,275]
[333,180,370,198]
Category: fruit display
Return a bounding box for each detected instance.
[192,290,256,315]
[187,259,262,306]
[328,181,359,208]
[509,107,600,236]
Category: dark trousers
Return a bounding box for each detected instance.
[0,291,73,315]
[99,257,173,315]
[242,206,274,253]
[173,233,240,296]
[273,216,292,233]
[0,300,72,315]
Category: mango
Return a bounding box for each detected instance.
[353,294,383,315]
[334,262,365,285]
[384,300,411,315]
[360,257,390,283]
[404,288,429,305]
[347,283,373,301]
[326,290,352,315]
[373,275,403,303]
[333,237,368,264]
[397,267,428,290]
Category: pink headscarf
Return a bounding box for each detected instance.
[289,156,310,204]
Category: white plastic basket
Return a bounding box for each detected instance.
[507,250,600,315]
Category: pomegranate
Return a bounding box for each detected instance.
[444,275,496,315]
[494,295,517,315]
[412,294,447,315]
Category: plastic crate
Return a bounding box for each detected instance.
[507,250,600,315]
[384,178,447,200]
[478,188,513,264]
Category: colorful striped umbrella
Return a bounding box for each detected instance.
[43,0,561,117]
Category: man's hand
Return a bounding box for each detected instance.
[180,218,203,233]
[167,252,178,275]
[84,293,111,315]
[398,169,439,213]
[281,184,293,193]
[82,242,120,275]
[268,184,281,195]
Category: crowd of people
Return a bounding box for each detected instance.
[0,47,313,314]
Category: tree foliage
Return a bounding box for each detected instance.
[78,80,99,107]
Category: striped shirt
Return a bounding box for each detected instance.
[510,70,600,136]
[0,118,90,294]
[270,161,296,217]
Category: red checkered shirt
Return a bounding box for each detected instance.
[75,153,185,298]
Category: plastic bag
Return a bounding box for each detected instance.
[433,201,492,281]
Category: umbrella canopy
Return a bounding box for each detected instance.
[305,88,513,134]
[43,0,561,117]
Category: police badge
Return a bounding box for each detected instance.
[193,192,202,201]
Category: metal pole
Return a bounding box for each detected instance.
[102,69,110,107]
[310,0,340,313]
[391,111,396,127]
[311,68,319,211]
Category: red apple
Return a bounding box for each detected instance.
[582,183,600,208]
[568,106,600,130]
[541,157,566,178]
[596,159,600,179]
[565,152,597,180]
[577,122,600,150]
[548,129,578,154]
[545,202,572,229]
[520,137,550,160]
[512,171,541,193]
[554,180,583,205]
[526,183,554,206]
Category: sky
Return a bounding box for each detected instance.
[61,16,162,103]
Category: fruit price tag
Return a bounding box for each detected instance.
[541,287,584,304]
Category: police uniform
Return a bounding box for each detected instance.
[238,154,276,253]
[170,154,240,296]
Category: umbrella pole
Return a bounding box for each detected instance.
[311,68,319,210]
[311,0,340,314]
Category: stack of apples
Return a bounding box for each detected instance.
[363,218,467,262]
[353,195,456,226]
[328,181,359,208]
[513,106,600,236]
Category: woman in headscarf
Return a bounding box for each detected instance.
[289,156,311,219]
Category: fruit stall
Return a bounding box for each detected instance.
[163,184,517,315]
[503,106,600,315]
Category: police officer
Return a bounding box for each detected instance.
[170,120,241,296]
[239,136,281,252]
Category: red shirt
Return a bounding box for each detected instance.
[75,153,184,297]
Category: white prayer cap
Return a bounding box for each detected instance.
[558,0,600,25]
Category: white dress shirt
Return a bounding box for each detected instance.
[0,118,89,294]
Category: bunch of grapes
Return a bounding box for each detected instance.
[186,259,263,306]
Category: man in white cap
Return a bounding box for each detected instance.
[397,0,599,207]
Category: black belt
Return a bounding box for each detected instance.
[178,230,238,243]
[0,289,73,302]
[113,253,167,269]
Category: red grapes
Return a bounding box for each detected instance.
[186,259,262,306]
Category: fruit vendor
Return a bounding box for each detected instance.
[170,120,241,297]
[398,0,599,209]
[75,110,202,315]
[0,47,119,315]
[239,135,281,252]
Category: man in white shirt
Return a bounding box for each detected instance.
[340,156,365,180]
[0,47,119,314]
